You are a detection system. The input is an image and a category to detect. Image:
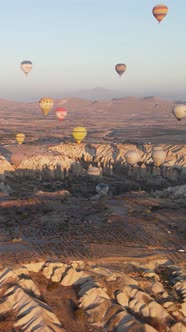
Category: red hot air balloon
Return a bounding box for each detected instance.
[55,107,67,121]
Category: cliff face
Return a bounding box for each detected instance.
[0,155,14,179]
[1,143,186,184]
[49,143,186,168]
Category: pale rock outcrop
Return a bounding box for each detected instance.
[25,261,45,273]
[35,190,70,200]
[42,262,68,282]
[151,280,166,294]
[122,285,173,323]
[1,143,186,181]
[50,143,186,181]
[79,287,110,309]
[0,266,66,331]
[116,291,129,307]
[0,155,14,179]
[6,285,65,331]
[93,266,117,281]
[144,325,158,332]
[0,261,185,331]
[61,268,90,286]
[170,322,186,332]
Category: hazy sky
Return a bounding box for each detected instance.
[0,0,186,101]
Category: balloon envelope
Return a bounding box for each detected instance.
[72,127,87,144]
[16,133,25,145]
[172,104,186,121]
[152,4,168,23]
[39,97,54,116]
[96,183,109,194]
[152,149,166,167]
[55,107,67,121]
[115,64,127,76]
[11,152,25,168]
[20,60,32,76]
[125,151,140,166]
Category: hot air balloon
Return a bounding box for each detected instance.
[16,133,25,145]
[125,151,140,166]
[96,183,109,195]
[55,107,67,121]
[172,104,186,121]
[11,152,25,168]
[151,147,166,167]
[20,60,32,76]
[72,127,87,144]
[39,97,54,116]
[87,164,100,177]
[115,64,127,77]
[152,4,168,23]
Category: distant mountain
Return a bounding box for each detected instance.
[74,87,124,100]
[0,95,174,112]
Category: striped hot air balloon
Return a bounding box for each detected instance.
[16,133,25,145]
[72,127,87,144]
[152,4,168,23]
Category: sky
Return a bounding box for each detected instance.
[0,0,186,101]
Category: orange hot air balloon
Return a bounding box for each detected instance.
[115,64,127,77]
[152,4,168,23]
[55,107,67,121]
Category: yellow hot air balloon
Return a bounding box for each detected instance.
[152,4,168,23]
[115,64,127,77]
[72,127,87,144]
[39,97,54,116]
[16,133,25,145]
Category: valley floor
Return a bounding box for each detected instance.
[0,187,185,331]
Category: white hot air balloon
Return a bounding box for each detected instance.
[96,183,109,195]
[20,60,32,76]
[172,104,186,121]
[152,147,166,167]
[125,150,140,166]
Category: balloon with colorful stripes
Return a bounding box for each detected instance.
[16,133,25,145]
[72,127,87,144]
[152,4,168,23]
